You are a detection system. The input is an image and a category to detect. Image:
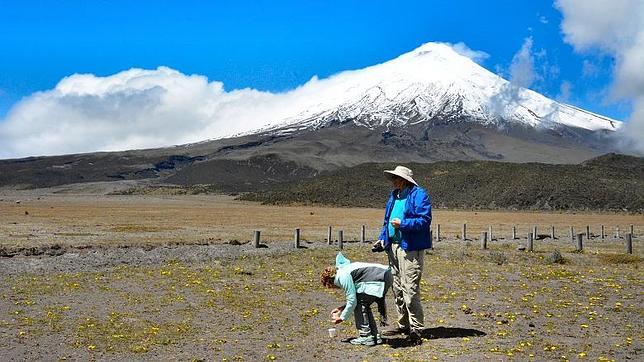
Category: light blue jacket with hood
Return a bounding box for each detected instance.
[333,252,390,321]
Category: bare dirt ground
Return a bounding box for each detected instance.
[0,193,642,361]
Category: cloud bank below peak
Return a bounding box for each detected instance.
[0,67,302,159]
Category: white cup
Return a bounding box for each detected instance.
[328,328,337,338]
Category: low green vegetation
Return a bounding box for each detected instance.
[545,249,567,264]
[240,154,644,211]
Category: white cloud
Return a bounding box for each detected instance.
[624,97,644,150]
[0,66,358,159]
[556,0,644,154]
[0,67,290,158]
[509,37,537,88]
[556,0,640,53]
[614,31,644,97]
[539,15,549,24]
[444,42,490,64]
[558,81,573,102]
[581,60,599,78]
[494,64,506,78]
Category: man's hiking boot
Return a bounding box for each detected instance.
[350,335,376,346]
[381,326,410,336]
[408,329,423,346]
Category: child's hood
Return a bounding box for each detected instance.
[335,252,351,269]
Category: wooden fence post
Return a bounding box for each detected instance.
[601,225,605,240]
[570,226,574,243]
[576,233,583,252]
[488,226,493,241]
[527,232,533,252]
[626,233,633,254]
[551,226,555,240]
[630,225,634,237]
[512,226,516,240]
[533,226,538,239]
[436,224,441,242]
[338,230,344,250]
[253,230,261,248]
[361,225,366,243]
[481,232,488,250]
[429,229,433,249]
[294,228,301,249]
[616,226,620,239]
[328,226,332,245]
[462,224,467,241]
[586,225,591,239]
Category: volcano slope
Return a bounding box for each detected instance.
[240,153,644,212]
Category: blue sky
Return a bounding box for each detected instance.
[0,0,630,121]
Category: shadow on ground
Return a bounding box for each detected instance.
[385,327,487,348]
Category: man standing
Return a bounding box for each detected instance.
[373,165,431,345]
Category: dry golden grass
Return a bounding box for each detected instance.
[598,253,642,264]
[107,224,181,233]
[0,194,642,248]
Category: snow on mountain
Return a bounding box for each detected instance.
[242,42,620,137]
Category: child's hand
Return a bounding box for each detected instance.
[330,306,343,318]
[330,306,344,322]
[390,218,401,229]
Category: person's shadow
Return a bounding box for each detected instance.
[385,327,486,348]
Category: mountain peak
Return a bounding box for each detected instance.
[400,42,473,63]
[239,42,620,138]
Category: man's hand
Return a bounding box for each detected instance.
[390,218,401,229]
[372,240,384,252]
[331,316,343,324]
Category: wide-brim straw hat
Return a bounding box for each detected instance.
[384,165,418,186]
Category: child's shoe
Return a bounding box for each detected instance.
[349,335,376,346]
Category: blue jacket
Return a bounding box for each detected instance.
[378,185,432,251]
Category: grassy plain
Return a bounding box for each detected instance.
[1,195,642,248]
[0,195,642,361]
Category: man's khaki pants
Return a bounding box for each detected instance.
[387,243,425,331]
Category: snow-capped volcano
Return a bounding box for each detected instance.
[245,42,619,137]
[0,41,621,160]
[0,42,629,191]
[0,42,623,174]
